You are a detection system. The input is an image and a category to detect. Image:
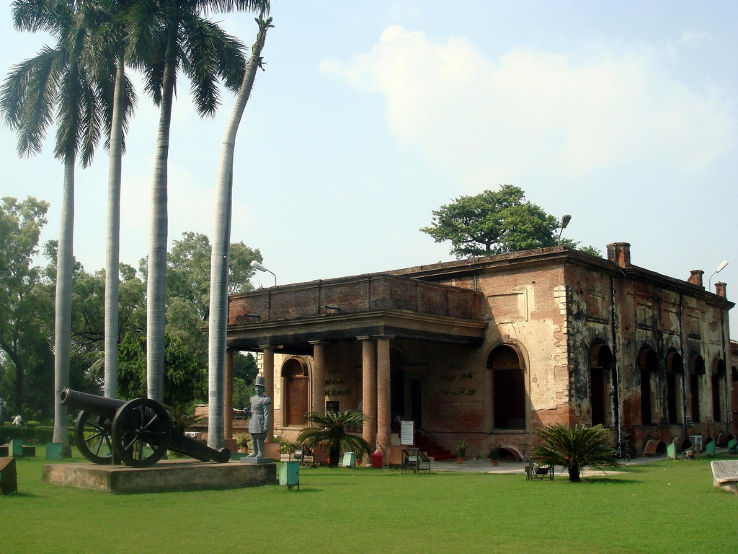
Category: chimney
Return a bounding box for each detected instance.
[715,281,727,298]
[687,270,704,288]
[606,242,631,268]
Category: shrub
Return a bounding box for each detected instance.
[533,423,617,482]
[297,410,371,467]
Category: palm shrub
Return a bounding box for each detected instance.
[297,410,371,467]
[533,423,617,482]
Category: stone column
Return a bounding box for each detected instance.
[310,341,327,415]
[376,336,392,466]
[358,336,377,451]
[224,349,234,443]
[260,345,275,439]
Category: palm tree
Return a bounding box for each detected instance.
[207,14,272,449]
[126,0,266,403]
[1,0,111,444]
[297,411,372,467]
[533,423,617,482]
[84,0,137,398]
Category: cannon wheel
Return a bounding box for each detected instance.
[111,398,171,467]
[74,410,114,464]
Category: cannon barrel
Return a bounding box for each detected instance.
[60,387,125,419]
[168,434,231,463]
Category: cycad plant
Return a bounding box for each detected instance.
[533,423,617,482]
[297,410,372,467]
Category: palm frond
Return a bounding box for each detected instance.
[180,13,223,116]
[197,0,270,16]
[1,47,62,156]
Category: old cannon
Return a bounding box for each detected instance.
[60,388,230,467]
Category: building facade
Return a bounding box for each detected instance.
[223,243,734,462]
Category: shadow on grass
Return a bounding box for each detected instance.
[3,491,40,498]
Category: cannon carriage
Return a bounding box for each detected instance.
[60,388,230,467]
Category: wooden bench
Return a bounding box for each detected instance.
[711,460,738,494]
[401,448,431,474]
[526,461,554,481]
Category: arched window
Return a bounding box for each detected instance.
[689,355,705,423]
[712,359,726,423]
[665,352,683,424]
[638,347,658,425]
[590,342,613,426]
[488,345,525,429]
[282,358,309,427]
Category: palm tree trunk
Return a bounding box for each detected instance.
[104,57,125,398]
[53,154,75,445]
[146,28,177,403]
[207,19,271,449]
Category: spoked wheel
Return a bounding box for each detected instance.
[74,410,114,464]
[111,398,171,467]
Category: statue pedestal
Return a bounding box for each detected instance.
[240,456,273,465]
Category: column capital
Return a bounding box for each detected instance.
[258,344,282,351]
[308,340,329,346]
[356,335,373,341]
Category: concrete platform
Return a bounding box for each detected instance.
[42,459,277,493]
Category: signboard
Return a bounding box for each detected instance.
[400,420,414,446]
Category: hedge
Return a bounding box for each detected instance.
[0,424,74,444]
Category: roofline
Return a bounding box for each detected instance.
[230,245,733,310]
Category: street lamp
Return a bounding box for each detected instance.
[557,214,572,244]
[708,260,728,291]
[251,260,277,286]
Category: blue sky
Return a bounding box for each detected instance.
[1,1,736,331]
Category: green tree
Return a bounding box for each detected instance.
[127,0,264,404]
[1,0,112,443]
[208,14,272,448]
[117,333,206,406]
[421,186,557,258]
[297,410,372,467]
[421,185,600,258]
[533,423,617,482]
[0,197,53,416]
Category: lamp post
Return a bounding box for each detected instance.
[557,214,572,244]
[708,260,728,291]
[251,260,277,287]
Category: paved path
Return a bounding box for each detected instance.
[430,456,666,476]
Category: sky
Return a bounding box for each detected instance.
[1,1,736,332]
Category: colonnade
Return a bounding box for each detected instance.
[223,336,395,464]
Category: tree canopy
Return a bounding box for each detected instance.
[0,201,261,421]
[421,185,600,258]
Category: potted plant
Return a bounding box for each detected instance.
[235,433,250,453]
[456,440,467,463]
[488,447,501,466]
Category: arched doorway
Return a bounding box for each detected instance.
[711,359,726,423]
[638,347,658,425]
[488,345,526,429]
[665,351,683,424]
[282,358,309,427]
[590,342,613,426]
[689,355,705,423]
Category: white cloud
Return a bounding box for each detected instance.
[321,25,735,187]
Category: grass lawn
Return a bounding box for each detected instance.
[3,449,737,553]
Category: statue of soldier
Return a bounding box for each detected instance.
[244,375,271,459]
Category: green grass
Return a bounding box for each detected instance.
[3,449,738,552]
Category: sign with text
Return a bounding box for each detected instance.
[400,420,414,446]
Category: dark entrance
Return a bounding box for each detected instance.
[390,350,405,433]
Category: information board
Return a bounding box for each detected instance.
[400,420,414,446]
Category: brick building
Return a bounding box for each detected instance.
[223,243,734,462]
